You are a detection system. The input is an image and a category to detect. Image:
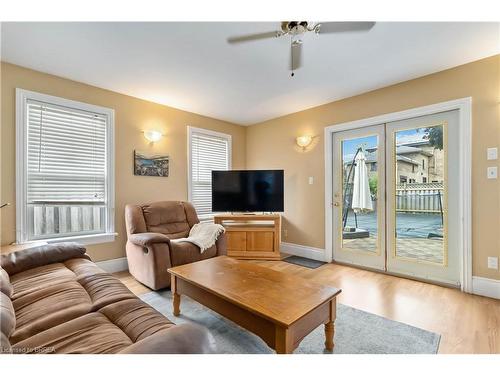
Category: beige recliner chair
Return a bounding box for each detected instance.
[125,201,227,290]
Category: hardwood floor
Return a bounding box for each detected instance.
[114,260,500,354]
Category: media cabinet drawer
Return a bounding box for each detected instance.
[227,231,247,251]
[247,231,274,251]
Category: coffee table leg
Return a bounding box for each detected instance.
[171,274,181,316]
[275,326,293,354]
[324,321,335,351]
[324,299,337,352]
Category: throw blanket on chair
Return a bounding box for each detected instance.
[171,223,225,253]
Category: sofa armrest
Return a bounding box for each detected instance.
[215,231,227,256]
[128,233,171,247]
[0,242,88,276]
[118,324,216,354]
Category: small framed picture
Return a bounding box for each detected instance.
[134,150,169,177]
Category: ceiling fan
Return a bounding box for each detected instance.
[227,21,375,77]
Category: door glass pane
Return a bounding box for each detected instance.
[394,124,446,264]
[341,135,379,253]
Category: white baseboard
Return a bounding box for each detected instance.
[96,257,129,273]
[280,242,326,262]
[472,276,500,299]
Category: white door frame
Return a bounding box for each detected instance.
[324,98,472,292]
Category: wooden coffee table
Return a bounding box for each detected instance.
[168,256,341,354]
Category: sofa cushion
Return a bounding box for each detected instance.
[0,267,13,298]
[183,201,200,227]
[0,292,16,338]
[64,258,107,279]
[13,313,133,354]
[9,259,106,300]
[78,273,137,310]
[9,263,77,299]
[13,299,177,354]
[169,241,217,267]
[10,263,136,344]
[99,299,174,342]
[125,204,148,234]
[10,281,93,344]
[142,201,191,238]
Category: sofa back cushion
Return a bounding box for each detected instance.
[125,204,148,235]
[142,201,192,238]
[0,268,13,298]
[183,201,200,228]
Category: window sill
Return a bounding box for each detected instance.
[198,214,215,222]
[44,232,118,246]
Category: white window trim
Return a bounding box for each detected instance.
[15,89,116,245]
[187,126,232,220]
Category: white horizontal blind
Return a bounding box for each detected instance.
[27,100,107,203]
[190,129,230,218]
[24,98,109,241]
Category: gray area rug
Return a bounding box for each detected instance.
[140,291,440,354]
[283,255,326,269]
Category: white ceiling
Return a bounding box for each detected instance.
[1,22,499,125]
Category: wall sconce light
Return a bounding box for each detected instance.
[143,130,163,143]
[296,135,314,150]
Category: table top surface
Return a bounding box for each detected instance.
[168,256,341,326]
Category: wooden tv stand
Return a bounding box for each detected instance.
[214,214,281,260]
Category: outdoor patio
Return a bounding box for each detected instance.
[344,211,444,264]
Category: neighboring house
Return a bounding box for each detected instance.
[405,140,445,182]
[346,139,444,184]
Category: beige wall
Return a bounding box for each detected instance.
[0,62,246,262]
[246,55,500,280]
[2,56,499,279]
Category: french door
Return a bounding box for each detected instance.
[332,125,386,271]
[332,110,460,287]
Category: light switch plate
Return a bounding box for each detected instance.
[487,167,497,179]
[487,147,498,160]
[487,257,498,270]
[308,176,314,185]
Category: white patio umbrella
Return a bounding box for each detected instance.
[351,150,373,213]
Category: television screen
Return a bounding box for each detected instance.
[212,170,284,212]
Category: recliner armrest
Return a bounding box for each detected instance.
[0,242,88,276]
[118,324,216,354]
[128,232,171,247]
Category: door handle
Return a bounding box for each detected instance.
[333,202,340,207]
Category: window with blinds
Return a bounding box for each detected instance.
[17,90,114,243]
[188,127,231,219]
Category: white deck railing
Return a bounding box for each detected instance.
[30,203,105,239]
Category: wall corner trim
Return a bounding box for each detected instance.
[280,242,326,262]
[472,276,500,300]
[96,257,129,273]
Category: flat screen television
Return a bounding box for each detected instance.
[212,170,284,212]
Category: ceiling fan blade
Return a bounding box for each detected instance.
[227,31,280,44]
[317,22,375,34]
[290,42,302,71]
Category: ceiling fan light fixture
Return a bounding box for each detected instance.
[227,21,376,76]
